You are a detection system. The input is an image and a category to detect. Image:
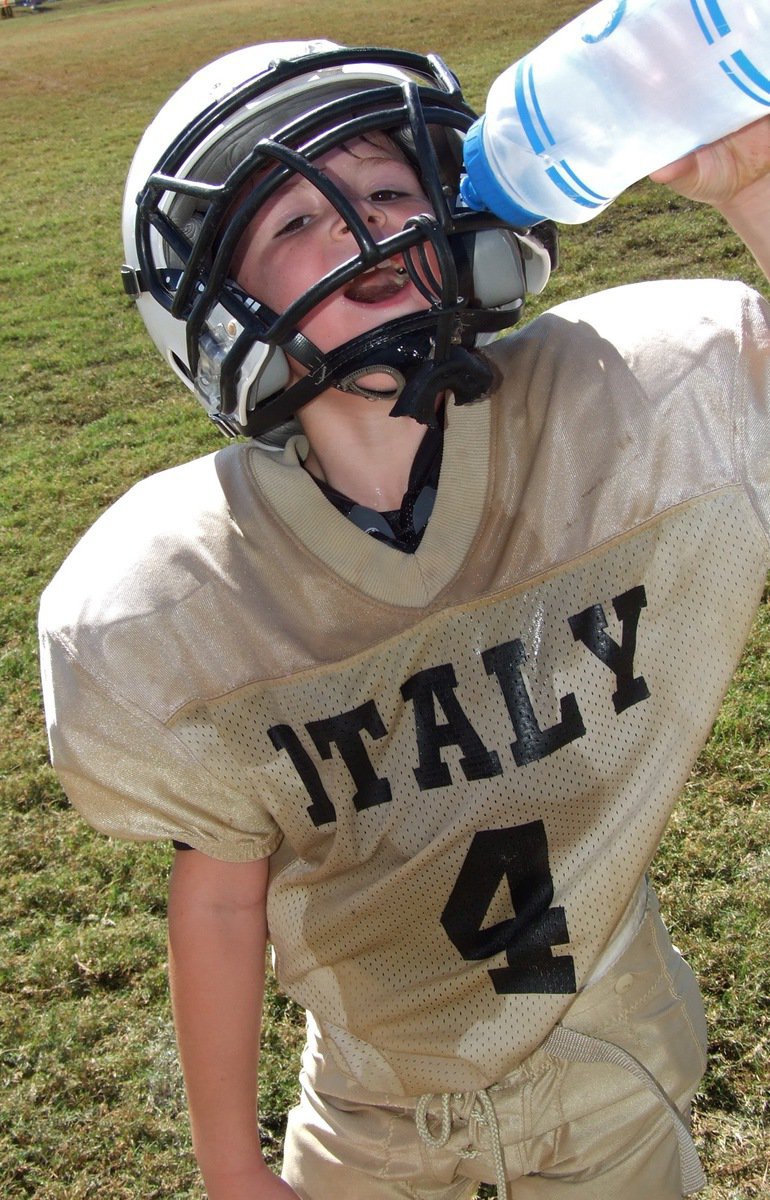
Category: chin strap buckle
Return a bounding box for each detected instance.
[388,346,496,426]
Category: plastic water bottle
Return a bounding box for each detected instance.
[460,0,770,226]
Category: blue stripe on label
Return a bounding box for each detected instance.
[690,0,731,43]
[558,159,609,202]
[528,64,556,148]
[704,0,731,36]
[689,0,715,45]
[720,58,770,106]
[514,60,547,154]
[545,163,605,209]
[732,50,770,96]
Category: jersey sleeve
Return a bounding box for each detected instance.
[523,279,770,543]
[732,284,770,535]
[39,622,282,863]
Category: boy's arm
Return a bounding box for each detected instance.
[167,848,300,1200]
[650,114,770,282]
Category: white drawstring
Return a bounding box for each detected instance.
[414,1025,705,1198]
[415,1087,508,1199]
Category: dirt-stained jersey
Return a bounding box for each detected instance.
[39,279,770,1096]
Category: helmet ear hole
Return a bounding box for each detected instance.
[165,211,207,272]
[170,351,193,382]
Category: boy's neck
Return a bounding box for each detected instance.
[299,393,441,512]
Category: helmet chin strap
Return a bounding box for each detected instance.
[239,310,507,438]
[335,338,496,428]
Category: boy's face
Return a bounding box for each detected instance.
[231,133,436,389]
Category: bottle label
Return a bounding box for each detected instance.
[513,60,610,214]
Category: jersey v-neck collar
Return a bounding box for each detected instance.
[306,416,444,553]
[238,396,493,609]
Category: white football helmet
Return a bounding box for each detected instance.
[121,40,556,439]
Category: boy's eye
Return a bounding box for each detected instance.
[369,189,407,203]
[275,214,312,237]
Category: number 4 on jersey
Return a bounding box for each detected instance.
[441,821,577,994]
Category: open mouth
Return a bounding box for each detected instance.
[344,262,410,304]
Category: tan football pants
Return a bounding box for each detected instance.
[282,892,708,1199]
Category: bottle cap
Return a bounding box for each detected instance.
[461,116,545,228]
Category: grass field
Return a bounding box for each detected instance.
[1,0,768,1196]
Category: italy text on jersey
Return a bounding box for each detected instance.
[267,584,648,997]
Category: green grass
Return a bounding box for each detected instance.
[1,0,768,1195]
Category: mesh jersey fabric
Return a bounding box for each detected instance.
[39,278,770,1096]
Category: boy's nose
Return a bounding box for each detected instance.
[334,198,388,239]
[361,198,387,223]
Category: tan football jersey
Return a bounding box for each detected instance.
[39,279,770,1096]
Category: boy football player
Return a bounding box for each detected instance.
[39,39,769,1200]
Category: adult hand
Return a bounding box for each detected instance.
[650,114,770,213]
[651,115,770,280]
